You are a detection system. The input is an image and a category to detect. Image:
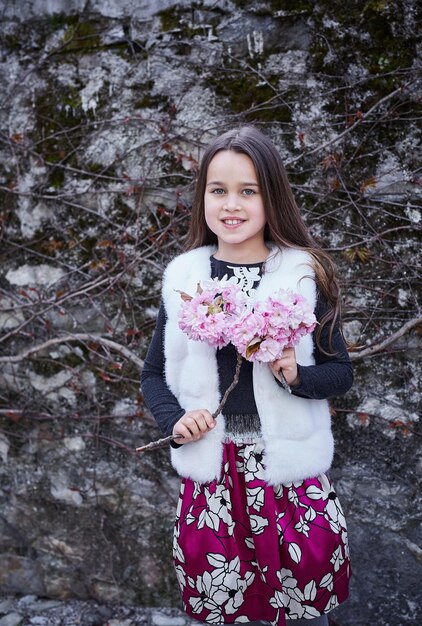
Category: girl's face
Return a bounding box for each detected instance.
[204,150,268,262]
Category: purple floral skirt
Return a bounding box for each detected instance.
[173,440,350,624]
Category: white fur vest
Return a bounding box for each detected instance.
[162,245,334,486]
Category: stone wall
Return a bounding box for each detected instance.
[0,1,421,624]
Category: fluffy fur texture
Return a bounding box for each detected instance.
[162,245,334,485]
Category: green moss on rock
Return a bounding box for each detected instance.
[309,0,417,78]
[157,5,218,41]
[157,7,184,32]
[60,20,102,52]
[48,13,80,31]
[270,0,314,11]
[207,65,291,123]
[130,79,169,109]
[48,167,65,190]
[31,359,64,377]
[32,84,84,174]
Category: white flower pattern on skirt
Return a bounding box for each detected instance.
[173,440,351,625]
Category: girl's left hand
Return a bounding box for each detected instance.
[269,347,300,386]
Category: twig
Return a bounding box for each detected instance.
[349,317,422,360]
[212,352,243,418]
[332,407,422,439]
[135,433,183,452]
[287,83,409,164]
[0,334,144,369]
[0,270,121,345]
[0,409,151,423]
[277,369,292,394]
[136,353,244,453]
[325,225,418,252]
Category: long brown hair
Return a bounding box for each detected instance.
[185,126,341,352]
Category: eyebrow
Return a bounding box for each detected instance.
[206,181,260,186]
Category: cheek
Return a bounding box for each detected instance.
[253,203,267,227]
[204,199,217,224]
[203,206,214,233]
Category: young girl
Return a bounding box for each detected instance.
[141,127,353,626]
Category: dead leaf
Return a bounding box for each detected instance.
[360,177,377,194]
[245,339,261,360]
[176,290,192,302]
[358,412,370,426]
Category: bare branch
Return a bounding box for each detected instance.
[0,334,144,369]
[349,317,422,360]
[135,433,183,453]
[287,83,410,164]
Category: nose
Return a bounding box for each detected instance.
[223,195,240,211]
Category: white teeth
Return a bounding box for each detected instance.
[224,219,243,225]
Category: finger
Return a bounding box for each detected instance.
[198,410,216,430]
[283,347,295,357]
[175,411,215,442]
[277,355,295,368]
[183,415,202,437]
[187,414,215,437]
[272,357,283,368]
[173,424,193,442]
[191,414,210,433]
[269,361,282,375]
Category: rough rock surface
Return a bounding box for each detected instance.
[0,1,421,625]
[0,595,195,626]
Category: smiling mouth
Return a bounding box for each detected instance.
[222,219,245,225]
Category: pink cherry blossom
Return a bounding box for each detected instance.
[178,283,316,363]
[178,280,248,348]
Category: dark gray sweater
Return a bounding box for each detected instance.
[141,257,353,438]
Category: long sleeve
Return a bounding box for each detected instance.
[140,303,185,437]
[288,294,353,400]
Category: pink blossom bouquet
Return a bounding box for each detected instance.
[231,290,317,362]
[177,279,248,348]
[136,282,316,452]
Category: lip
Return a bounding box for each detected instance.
[220,218,246,228]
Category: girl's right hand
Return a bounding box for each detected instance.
[172,409,216,444]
